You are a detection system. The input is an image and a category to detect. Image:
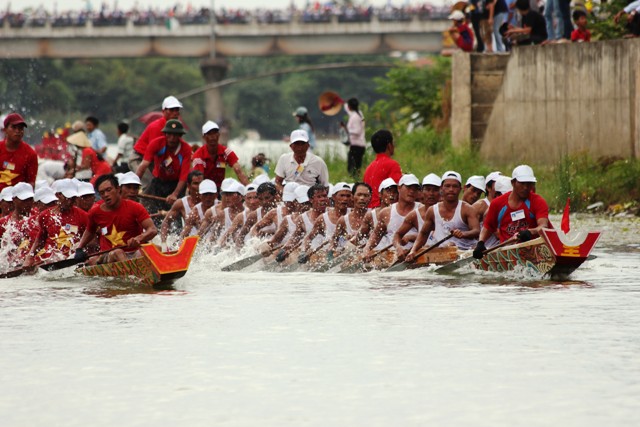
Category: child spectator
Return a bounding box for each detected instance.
[447,10,475,52]
[571,10,591,42]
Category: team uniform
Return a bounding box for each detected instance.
[87,199,151,252]
[192,145,240,190]
[132,117,166,159]
[482,192,549,243]
[0,140,38,191]
[144,136,192,197]
[33,206,89,262]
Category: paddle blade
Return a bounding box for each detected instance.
[434,255,474,274]
[39,257,85,272]
[221,254,263,272]
[386,261,409,272]
[0,267,27,279]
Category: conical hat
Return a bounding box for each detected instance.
[66,131,91,148]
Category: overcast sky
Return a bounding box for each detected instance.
[13,0,449,13]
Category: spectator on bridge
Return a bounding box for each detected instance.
[613,1,640,38]
[85,116,108,155]
[571,10,591,42]
[447,10,474,52]
[503,0,547,46]
[293,106,316,151]
[486,0,510,51]
[129,95,183,192]
[543,0,567,42]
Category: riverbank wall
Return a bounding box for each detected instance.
[451,39,640,164]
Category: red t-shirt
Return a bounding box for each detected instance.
[0,213,40,267]
[455,23,474,52]
[87,199,150,252]
[571,28,591,42]
[483,192,549,242]
[144,136,192,182]
[133,117,166,156]
[82,147,112,185]
[0,140,39,191]
[35,206,88,261]
[191,144,239,189]
[363,153,402,208]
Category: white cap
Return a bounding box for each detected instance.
[54,178,78,198]
[77,182,95,197]
[448,10,465,20]
[162,95,183,110]
[495,176,513,194]
[441,170,462,184]
[199,179,218,194]
[378,178,397,193]
[398,174,420,187]
[466,175,486,192]
[12,182,35,201]
[295,185,310,203]
[283,182,299,202]
[35,187,58,204]
[202,120,220,135]
[233,181,246,196]
[220,178,236,193]
[512,165,537,183]
[0,186,13,202]
[252,174,270,186]
[245,183,258,194]
[119,171,141,186]
[485,171,502,185]
[331,182,351,197]
[290,129,309,144]
[35,179,49,191]
[422,173,441,187]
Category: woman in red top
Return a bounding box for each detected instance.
[79,147,112,185]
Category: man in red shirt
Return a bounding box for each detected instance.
[363,129,402,208]
[0,113,38,191]
[473,165,550,259]
[192,120,248,190]
[128,95,183,191]
[24,179,89,266]
[75,174,157,265]
[135,119,193,210]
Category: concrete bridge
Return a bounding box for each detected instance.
[0,14,448,127]
[0,15,448,59]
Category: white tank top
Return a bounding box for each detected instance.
[283,215,297,244]
[432,201,475,250]
[322,211,337,240]
[371,209,378,228]
[182,196,192,218]
[222,207,234,233]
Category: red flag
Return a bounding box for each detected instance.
[561,197,570,233]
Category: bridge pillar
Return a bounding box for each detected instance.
[200,57,229,124]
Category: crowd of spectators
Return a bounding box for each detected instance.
[0,3,452,28]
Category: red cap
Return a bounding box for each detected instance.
[4,113,27,128]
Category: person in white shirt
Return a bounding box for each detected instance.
[343,98,366,179]
[274,129,329,193]
[113,122,135,173]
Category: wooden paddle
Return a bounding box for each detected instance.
[338,243,394,274]
[0,264,40,279]
[279,241,332,273]
[386,233,455,272]
[39,246,124,272]
[220,245,283,272]
[138,193,169,203]
[435,236,518,274]
[309,242,365,273]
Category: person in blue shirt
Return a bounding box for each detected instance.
[85,116,107,155]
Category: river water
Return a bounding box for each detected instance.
[1,214,639,426]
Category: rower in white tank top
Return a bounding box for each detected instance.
[432,200,475,250]
[377,203,418,250]
[301,211,324,250]
[480,198,499,249]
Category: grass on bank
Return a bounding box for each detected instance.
[323,126,640,213]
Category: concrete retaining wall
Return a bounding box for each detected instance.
[451,39,640,164]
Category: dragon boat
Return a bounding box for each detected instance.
[471,229,601,278]
[76,236,199,286]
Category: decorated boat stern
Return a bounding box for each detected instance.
[472,229,601,278]
[76,236,199,286]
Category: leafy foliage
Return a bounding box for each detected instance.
[588,0,629,40]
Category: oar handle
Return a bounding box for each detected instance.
[138,193,169,203]
[390,233,454,268]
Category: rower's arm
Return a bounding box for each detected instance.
[330,217,347,251]
[196,208,215,237]
[282,217,306,256]
[167,181,186,205]
[393,211,416,250]
[456,204,480,240]
[235,211,258,246]
[267,218,290,248]
[160,200,183,243]
[531,217,550,237]
[179,210,199,241]
[24,227,46,267]
[136,160,151,179]
[407,208,435,258]
[219,213,244,247]
[274,175,285,194]
[252,210,275,237]
[130,218,158,248]
[364,209,389,254]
